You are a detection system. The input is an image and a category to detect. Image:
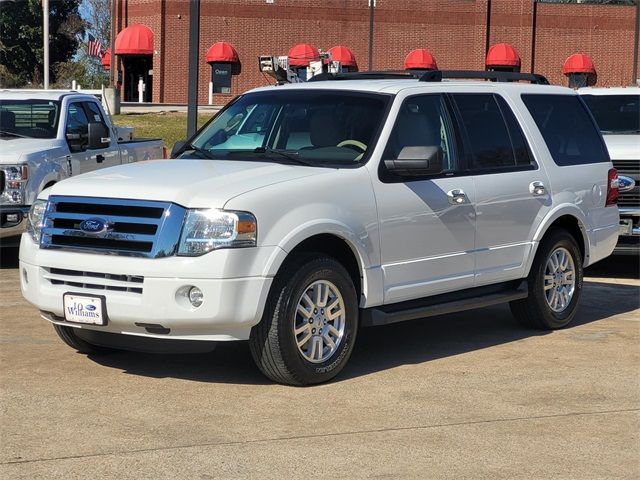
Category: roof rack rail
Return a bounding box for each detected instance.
[307,69,549,85]
[419,70,549,85]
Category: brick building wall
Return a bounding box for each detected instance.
[115,0,639,105]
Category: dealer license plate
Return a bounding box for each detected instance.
[63,294,106,325]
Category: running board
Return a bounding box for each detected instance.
[360,281,528,327]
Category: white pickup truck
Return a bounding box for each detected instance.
[0,90,163,242]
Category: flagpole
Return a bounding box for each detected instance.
[43,0,49,89]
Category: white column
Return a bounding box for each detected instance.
[71,80,77,90]
[43,0,50,89]
[138,78,144,103]
[208,82,213,105]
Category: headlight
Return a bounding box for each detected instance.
[178,209,257,256]
[1,165,28,204]
[26,199,48,244]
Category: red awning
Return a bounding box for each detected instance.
[404,49,438,70]
[328,46,357,68]
[563,53,595,75]
[288,43,319,67]
[206,42,239,63]
[115,24,154,56]
[101,48,111,70]
[486,43,521,67]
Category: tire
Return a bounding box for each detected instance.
[52,324,110,354]
[510,229,583,330]
[249,254,359,386]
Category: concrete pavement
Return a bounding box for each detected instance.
[1,249,638,479]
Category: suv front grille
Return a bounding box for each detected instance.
[612,160,640,208]
[41,196,186,258]
[43,267,145,294]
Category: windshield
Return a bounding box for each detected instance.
[186,90,390,167]
[581,94,640,134]
[0,100,60,139]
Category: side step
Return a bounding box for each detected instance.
[360,281,528,327]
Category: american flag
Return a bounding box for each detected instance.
[87,34,103,57]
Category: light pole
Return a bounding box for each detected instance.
[186,0,200,137]
[43,0,49,88]
[368,0,375,71]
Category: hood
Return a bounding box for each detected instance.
[0,138,62,164]
[47,159,329,208]
[602,134,640,161]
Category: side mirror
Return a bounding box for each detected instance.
[171,140,187,158]
[87,122,110,149]
[384,146,443,176]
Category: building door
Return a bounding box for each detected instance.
[122,56,153,102]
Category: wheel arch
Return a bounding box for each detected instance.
[527,208,589,274]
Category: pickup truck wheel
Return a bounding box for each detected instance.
[52,324,109,354]
[510,229,583,330]
[249,255,358,386]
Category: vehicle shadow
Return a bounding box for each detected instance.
[87,279,639,386]
[585,255,639,280]
[0,245,19,269]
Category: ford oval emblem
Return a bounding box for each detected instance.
[79,218,109,234]
[85,304,97,311]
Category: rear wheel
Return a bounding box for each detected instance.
[52,324,110,354]
[249,255,358,386]
[510,229,583,330]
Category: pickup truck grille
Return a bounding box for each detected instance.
[41,196,186,258]
[612,160,639,208]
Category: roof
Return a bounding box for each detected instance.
[577,86,640,96]
[0,90,99,102]
[248,78,574,97]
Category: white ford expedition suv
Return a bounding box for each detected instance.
[20,71,620,385]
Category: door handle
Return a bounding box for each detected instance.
[529,181,546,196]
[447,189,468,205]
[96,154,105,163]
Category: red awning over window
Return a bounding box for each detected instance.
[563,53,596,75]
[115,24,154,56]
[288,44,319,67]
[486,43,521,67]
[404,49,438,70]
[328,46,357,68]
[101,48,111,70]
[206,42,239,63]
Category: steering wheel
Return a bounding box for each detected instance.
[337,139,367,153]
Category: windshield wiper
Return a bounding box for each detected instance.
[182,142,216,160]
[0,130,28,138]
[252,147,316,167]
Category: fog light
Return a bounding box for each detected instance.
[188,286,204,307]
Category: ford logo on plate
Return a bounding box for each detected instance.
[79,218,109,234]
[85,304,97,311]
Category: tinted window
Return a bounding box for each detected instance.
[84,101,106,125]
[581,94,640,134]
[66,103,89,135]
[522,94,609,166]
[453,94,517,170]
[495,95,534,167]
[190,91,389,167]
[383,94,456,171]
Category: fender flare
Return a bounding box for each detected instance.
[525,204,590,273]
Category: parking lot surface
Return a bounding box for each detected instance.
[0,246,638,479]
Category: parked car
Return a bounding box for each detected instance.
[579,87,639,255]
[20,72,619,385]
[0,90,164,243]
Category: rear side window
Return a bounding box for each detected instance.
[522,94,609,166]
[452,93,532,171]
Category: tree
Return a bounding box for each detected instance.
[0,0,84,87]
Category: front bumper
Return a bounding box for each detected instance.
[615,208,639,255]
[19,234,286,341]
[0,205,29,240]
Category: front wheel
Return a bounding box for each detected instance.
[249,255,358,386]
[510,229,583,330]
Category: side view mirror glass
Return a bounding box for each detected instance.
[171,140,187,158]
[384,146,444,176]
[87,122,110,150]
